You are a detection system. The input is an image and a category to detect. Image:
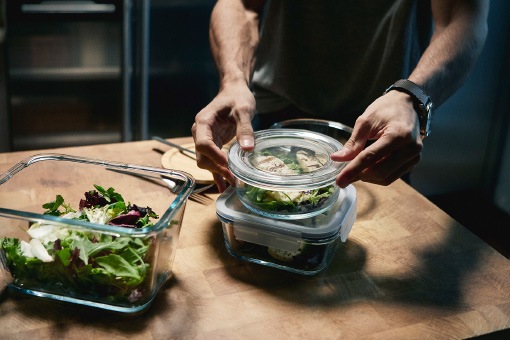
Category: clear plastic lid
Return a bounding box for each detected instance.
[228,129,347,191]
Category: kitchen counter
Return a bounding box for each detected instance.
[1,138,509,339]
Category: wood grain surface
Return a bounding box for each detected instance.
[161,142,215,184]
[1,138,509,339]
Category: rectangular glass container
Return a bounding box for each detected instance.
[0,153,194,314]
[216,185,356,275]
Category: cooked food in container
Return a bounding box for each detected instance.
[228,129,348,220]
[216,185,357,275]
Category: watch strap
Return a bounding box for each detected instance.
[385,79,431,108]
[384,79,433,138]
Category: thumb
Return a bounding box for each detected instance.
[236,118,255,151]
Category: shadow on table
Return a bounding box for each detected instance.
[214,212,494,313]
[0,275,196,338]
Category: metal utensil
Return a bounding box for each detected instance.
[152,136,195,155]
[106,168,184,193]
[106,168,214,204]
[191,183,215,194]
[161,177,213,195]
[161,178,213,205]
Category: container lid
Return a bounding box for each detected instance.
[216,185,356,241]
[228,129,347,191]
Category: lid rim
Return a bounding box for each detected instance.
[228,129,346,190]
[215,185,357,240]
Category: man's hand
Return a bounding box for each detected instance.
[192,80,256,192]
[332,90,423,187]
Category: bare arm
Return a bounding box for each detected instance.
[334,0,489,187]
[410,0,489,107]
[192,0,266,192]
[209,0,265,86]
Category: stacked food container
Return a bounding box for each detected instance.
[216,129,357,275]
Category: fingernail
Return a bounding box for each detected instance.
[239,137,253,149]
[331,148,347,160]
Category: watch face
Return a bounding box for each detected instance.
[420,104,432,138]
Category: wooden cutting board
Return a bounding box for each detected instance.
[161,142,214,184]
[161,140,235,184]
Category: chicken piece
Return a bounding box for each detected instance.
[252,154,298,175]
[267,246,304,262]
[295,150,326,172]
[265,190,303,203]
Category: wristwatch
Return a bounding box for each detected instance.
[384,79,433,139]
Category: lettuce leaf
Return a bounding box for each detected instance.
[0,185,159,303]
[244,185,334,212]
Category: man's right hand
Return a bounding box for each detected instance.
[191,80,256,192]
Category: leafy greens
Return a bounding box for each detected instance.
[0,185,159,304]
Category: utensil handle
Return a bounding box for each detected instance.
[152,136,196,155]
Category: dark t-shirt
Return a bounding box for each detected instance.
[252,0,432,127]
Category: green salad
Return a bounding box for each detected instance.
[244,148,334,213]
[244,185,335,213]
[0,185,159,304]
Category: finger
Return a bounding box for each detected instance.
[195,148,234,180]
[335,141,390,188]
[195,139,229,168]
[331,122,371,161]
[357,142,422,183]
[360,153,421,186]
[235,109,255,151]
[193,119,230,169]
[200,157,235,192]
[336,130,418,188]
[192,128,235,185]
[213,172,229,193]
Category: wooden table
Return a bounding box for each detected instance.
[1,138,509,339]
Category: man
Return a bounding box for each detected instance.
[192,0,489,192]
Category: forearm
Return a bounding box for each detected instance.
[408,0,489,107]
[209,0,264,87]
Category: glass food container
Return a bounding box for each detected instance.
[0,153,194,314]
[228,129,348,220]
[270,118,353,144]
[216,185,356,275]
